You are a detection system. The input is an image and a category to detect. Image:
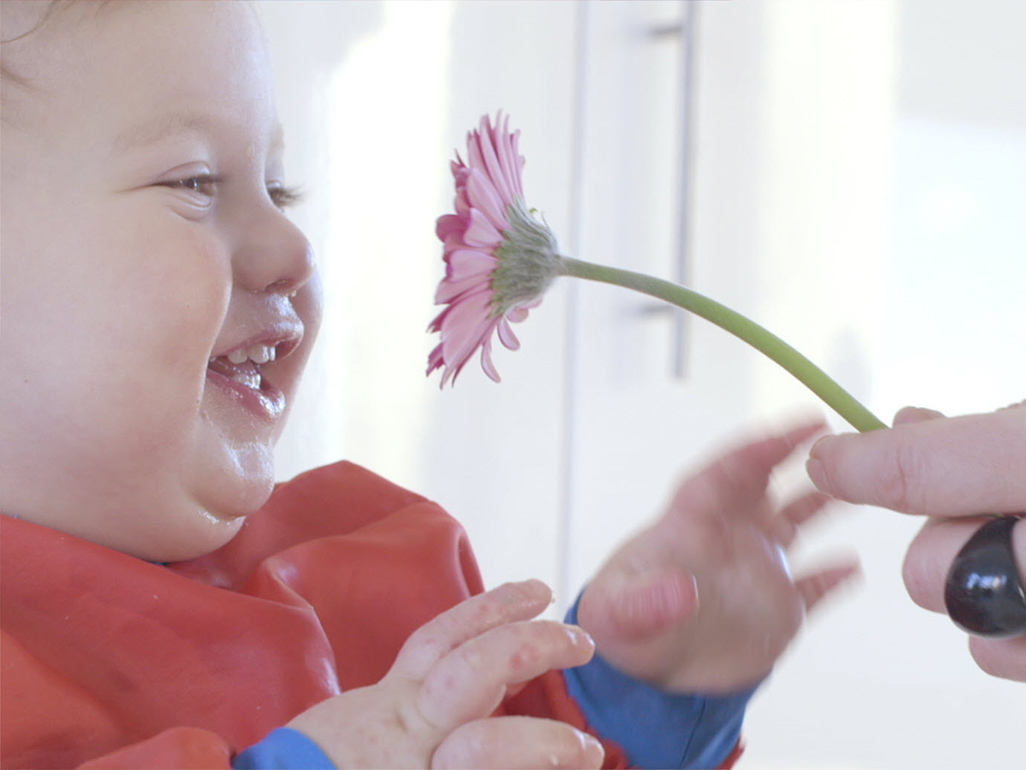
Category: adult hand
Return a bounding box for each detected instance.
[577,421,859,694]
[288,580,605,768]
[807,402,1026,681]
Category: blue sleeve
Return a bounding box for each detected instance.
[564,598,755,769]
[233,727,336,770]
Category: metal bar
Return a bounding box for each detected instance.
[672,2,698,379]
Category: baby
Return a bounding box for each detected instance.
[0,2,856,768]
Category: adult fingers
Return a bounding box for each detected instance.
[905,517,1026,682]
[670,419,827,520]
[432,717,605,769]
[903,516,1026,613]
[418,620,595,732]
[807,404,1026,516]
[395,580,554,679]
[968,635,1026,682]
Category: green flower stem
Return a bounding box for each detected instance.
[559,256,886,433]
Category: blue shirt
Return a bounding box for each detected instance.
[563,598,753,768]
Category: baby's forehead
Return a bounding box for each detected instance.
[2,2,272,126]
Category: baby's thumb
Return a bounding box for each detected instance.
[579,568,698,641]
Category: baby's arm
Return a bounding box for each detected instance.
[571,421,858,765]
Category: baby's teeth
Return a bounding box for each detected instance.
[223,344,276,365]
[247,344,273,364]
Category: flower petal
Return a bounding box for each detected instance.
[435,277,484,305]
[427,341,446,375]
[506,306,529,323]
[494,113,524,202]
[448,248,499,278]
[465,169,511,232]
[436,214,465,242]
[479,335,502,383]
[504,116,525,200]
[496,317,521,351]
[463,208,504,247]
[476,114,517,207]
[439,290,498,365]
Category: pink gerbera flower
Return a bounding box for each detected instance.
[427,113,563,386]
[425,114,884,433]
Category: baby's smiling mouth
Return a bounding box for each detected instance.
[207,343,278,390]
[206,336,300,421]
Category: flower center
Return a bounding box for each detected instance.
[489,200,564,317]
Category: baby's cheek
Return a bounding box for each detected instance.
[151,228,232,365]
[90,229,231,465]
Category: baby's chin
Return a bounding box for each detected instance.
[120,508,249,564]
[110,439,279,562]
[127,478,274,564]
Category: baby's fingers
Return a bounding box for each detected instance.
[795,560,862,613]
[671,420,826,520]
[395,580,554,679]
[419,621,595,732]
[765,490,833,547]
[432,717,605,769]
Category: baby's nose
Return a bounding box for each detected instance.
[235,208,315,296]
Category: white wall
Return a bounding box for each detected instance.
[260,1,1025,767]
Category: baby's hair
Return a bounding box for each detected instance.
[0,0,104,89]
[1,0,59,87]
[1,0,63,43]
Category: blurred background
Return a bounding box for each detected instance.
[259,1,1025,767]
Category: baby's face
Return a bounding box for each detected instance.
[0,2,322,561]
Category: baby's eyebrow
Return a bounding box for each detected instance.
[111,113,285,155]
[111,112,216,154]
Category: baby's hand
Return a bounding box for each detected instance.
[287,580,605,769]
[577,421,859,694]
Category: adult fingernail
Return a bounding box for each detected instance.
[893,406,944,425]
[806,437,835,494]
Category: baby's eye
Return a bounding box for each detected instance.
[159,175,220,198]
[267,183,303,210]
